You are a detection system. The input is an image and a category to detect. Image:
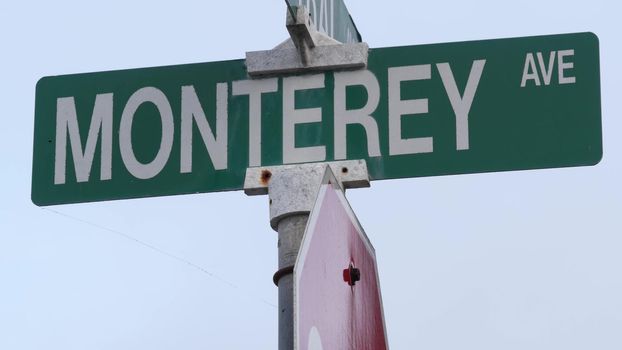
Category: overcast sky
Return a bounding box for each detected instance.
[1,1,621,349]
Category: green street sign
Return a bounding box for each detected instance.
[32,32,602,206]
[287,0,361,44]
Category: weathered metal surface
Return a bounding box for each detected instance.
[244,160,369,229]
[246,41,368,77]
[246,5,368,77]
[277,214,308,350]
[244,159,369,195]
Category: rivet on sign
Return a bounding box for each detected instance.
[343,263,361,286]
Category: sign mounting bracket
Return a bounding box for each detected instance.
[243,160,370,230]
[245,4,369,78]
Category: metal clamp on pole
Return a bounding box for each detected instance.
[244,160,370,230]
[245,3,369,78]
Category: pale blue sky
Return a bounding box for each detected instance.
[1,1,621,349]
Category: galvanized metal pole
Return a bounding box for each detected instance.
[276,214,308,349]
[268,165,326,350]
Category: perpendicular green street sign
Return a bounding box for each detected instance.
[32,32,602,206]
[287,0,362,44]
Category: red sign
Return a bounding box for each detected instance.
[294,171,388,350]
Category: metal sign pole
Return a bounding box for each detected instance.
[276,214,307,349]
[243,3,371,348]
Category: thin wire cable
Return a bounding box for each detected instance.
[41,207,277,309]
